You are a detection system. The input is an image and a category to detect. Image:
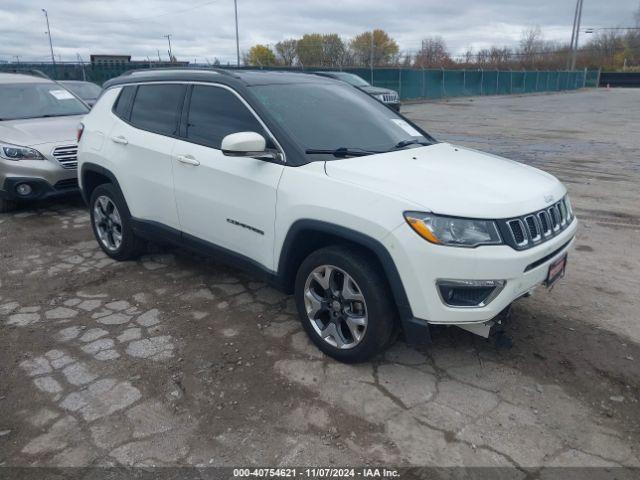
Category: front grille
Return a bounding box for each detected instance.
[500,196,574,250]
[52,144,78,170]
[382,93,398,103]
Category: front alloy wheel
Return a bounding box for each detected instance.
[304,265,368,349]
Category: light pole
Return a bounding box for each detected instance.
[370,30,374,84]
[42,9,56,71]
[234,0,240,67]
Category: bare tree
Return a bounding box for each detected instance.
[519,26,544,67]
[275,39,298,66]
[413,36,451,68]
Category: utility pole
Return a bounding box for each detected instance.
[567,0,584,70]
[234,0,240,67]
[42,9,56,73]
[370,30,374,84]
[163,34,173,61]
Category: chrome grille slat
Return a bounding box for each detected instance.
[52,144,78,170]
[504,196,574,250]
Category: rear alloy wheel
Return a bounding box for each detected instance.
[93,195,123,252]
[295,246,397,363]
[89,184,145,261]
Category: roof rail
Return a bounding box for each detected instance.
[1,68,51,79]
[119,66,234,77]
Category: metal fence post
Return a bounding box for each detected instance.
[510,70,513,94]
[546,71,550,91]
[480,68,484,96]
[422,68,426,99]
[596,68,601,88]
[535,70,539,92]
[496,70,499,94]
[398,68,402,99]
[463,69,466,95]
[441,67,445,98]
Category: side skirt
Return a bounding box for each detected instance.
[130,218,280,287]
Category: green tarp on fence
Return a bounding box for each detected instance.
[0,62,599,101]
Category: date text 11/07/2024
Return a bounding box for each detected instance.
[232,468,400,478]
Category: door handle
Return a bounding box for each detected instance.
[176,154,200,166]
[110,135,128,145]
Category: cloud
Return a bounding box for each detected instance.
[1,0,638,63]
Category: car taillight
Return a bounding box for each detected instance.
[77,123,84,142]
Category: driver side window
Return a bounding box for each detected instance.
[185,85,269,149]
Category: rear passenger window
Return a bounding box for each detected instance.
[129,84,185,136]
[186,85,267,149]
[113,86,136,120]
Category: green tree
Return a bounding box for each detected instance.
[246,44,276,67]
[349,29,399,67]
[295,33,347,67]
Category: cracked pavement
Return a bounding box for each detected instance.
[0,89,639,473]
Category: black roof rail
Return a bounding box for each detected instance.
[0,68,51,79]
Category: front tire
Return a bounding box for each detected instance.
[294,246,398,363]
[89,184,145,261]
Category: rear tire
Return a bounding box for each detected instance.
[89,183,145,261]
[0,198,18,213]
[294,245,398,363]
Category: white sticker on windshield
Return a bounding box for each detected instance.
[49,89,75,100]
[391,119,422,137]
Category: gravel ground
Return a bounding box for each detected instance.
[0,88,639,475]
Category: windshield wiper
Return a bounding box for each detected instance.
[305,147,383,158]
[389,139,432,151]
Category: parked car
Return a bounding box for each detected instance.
[78,69,576,362]
[314,71,401,111]
[59,80,103,107]
[0,72,88,212]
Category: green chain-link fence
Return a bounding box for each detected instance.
[0,63,599,101]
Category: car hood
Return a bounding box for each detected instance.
[359,85,397,96]
[324,142,566,219]
[0,115,83,147]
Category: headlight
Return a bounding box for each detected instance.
[404,212,502,247]
[375,94,386,101]
[564,195,573,220]
[0,143,45,161]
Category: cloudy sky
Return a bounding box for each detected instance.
[1,0,638,64]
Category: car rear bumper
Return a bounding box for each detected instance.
[385,217,578,327]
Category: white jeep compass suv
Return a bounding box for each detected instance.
[78,69,577,362]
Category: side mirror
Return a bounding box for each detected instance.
[221,131,282,162]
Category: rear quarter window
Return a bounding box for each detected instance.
[112,86,136,120]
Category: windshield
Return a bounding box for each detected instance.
[60,81,102,100]
[331,73,370,87]
[251,82,433,160]
[0,82,89,120]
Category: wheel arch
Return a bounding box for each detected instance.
[276,219,413,322]
[80,163,122,205]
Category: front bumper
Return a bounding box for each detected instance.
[386,217,578,326]
[0,145,78,202]
[386,102,401,112]
[0,176,78,201]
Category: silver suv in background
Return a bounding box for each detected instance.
[60,80,103,107]
[0,72,88,212]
